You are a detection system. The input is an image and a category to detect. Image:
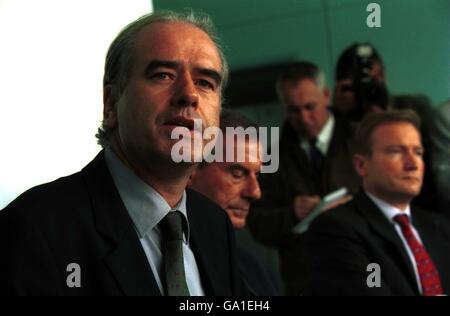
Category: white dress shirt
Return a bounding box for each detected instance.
[367,192,424,294]
[300,113,335,158]
[104,147,205,296]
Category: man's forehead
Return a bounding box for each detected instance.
[134,22,222,67]
[372,122,422,146]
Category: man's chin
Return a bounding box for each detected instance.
[229,216,246,229]
[394,187,421,201]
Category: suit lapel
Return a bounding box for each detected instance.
[355,192,419,292]
[81,151,161,296]
[186,191,232,295]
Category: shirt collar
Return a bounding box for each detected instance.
[366,191,412,224]
[104,147,190,241]
[300,112,335,155]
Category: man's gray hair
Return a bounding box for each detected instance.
[96,10,229,147]
[276,61,327,100]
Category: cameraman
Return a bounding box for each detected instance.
[333,43,450,218]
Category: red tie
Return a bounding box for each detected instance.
[393,214,443,296]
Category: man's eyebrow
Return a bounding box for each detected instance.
[196,67,222,87]
[144,60,222,87]
[145,60,178,73]
[229,164,249,174]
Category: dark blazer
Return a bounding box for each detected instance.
[237,247,281,296]
[0,151,244,296]
[247,116,361,295]
[304,191,450,296]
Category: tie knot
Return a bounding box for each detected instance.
[309,138,318,147]
[393,214,410,228]
[160,211,184,242]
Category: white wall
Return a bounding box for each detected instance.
[0,0,152,208]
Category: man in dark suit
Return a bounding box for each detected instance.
[189,109,283,295]
[333,42,449,217]
[247,61,360,295]
[0,11,244,296]
[305,110,450,296]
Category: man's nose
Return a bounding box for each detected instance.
[404,150,420,171]
[243,176,262,201]
[172,73,199,108]
[299,110,311,125]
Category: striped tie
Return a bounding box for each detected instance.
[159,211,190,296]
[394,214,443,296]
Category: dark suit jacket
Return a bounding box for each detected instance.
[0,151,244,296]
[237,247,281,296]
[247,116,361,295]
[305,191,450,296]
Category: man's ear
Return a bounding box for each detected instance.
[353,153,368,177]
[103,85,118,129]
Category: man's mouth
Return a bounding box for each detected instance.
[401,176,421,182]
[228,207,249,217]
[163,116,195,131]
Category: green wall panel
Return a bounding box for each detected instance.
[154,0,450,126]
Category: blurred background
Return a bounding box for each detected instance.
[155,0,449,127]
[1,0,449,208]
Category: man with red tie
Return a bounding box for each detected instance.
[305,110,450,296]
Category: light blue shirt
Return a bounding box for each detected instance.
[366,192,423,293]
[104,147,205,296]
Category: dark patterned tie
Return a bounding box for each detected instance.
[159,211,190,296]
[309,138,324,177]
[393,214,443,296]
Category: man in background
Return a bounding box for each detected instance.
[190,109,283,295]
[333,42,449,217]
[305,110,450,295]
[247,61,359,295]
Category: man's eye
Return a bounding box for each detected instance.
[230,169,245,179]
[196,79,215,90]
[415,149,424,157]
[305,104,316,111]
[151,72,173,81]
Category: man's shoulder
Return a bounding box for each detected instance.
[186,188,227,221]
[308,195,369,236]
[0,171,89,222]
[412,205,450,239]
[315,199,360,224]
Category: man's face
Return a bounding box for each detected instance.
[280,79,330,140]
[354,122,424,207]
[104,22,223,167]
[190,139,262,229]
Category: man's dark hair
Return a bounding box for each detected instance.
[354,110,421,156]
[198,109,259,168]
[335,42,384,81]
[219,108,259,132]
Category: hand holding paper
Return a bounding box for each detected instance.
[292,188,352,234]
[293,195,320,220]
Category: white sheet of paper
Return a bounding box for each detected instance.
[292,187,348,234]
